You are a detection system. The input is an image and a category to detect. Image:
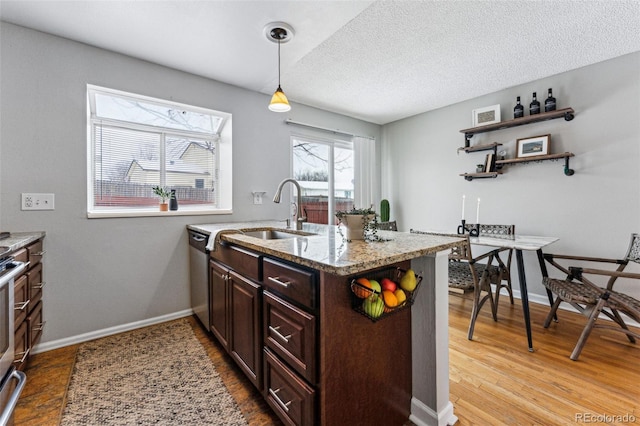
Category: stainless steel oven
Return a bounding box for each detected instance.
[0,257,26,426]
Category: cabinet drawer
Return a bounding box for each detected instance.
[28,300,44,347]
[212,244,262,282]
[264,291,316,384]
[27,262,44,307]
[263,258,317,310]
[12,248,28,264]
[27,240,45,266]
[264,348,315,426]
[14,274,29,328]
[14,320,29,371]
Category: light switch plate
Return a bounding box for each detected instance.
[21,193,55,210]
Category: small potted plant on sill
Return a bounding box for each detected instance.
[335,207,378,241]
[152,186,174,211]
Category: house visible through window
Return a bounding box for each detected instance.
[87,85,232,217]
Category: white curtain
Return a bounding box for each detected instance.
[353,136,375,209]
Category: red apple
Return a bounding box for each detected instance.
[381,278,397,292]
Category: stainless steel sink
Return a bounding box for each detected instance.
[243,229,313,240]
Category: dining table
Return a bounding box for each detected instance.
[469,233,559,351]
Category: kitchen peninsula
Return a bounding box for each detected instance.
[187,221,462,426]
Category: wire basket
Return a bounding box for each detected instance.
[349,267,423,322]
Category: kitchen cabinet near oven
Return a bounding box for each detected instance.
[10,237,45,371]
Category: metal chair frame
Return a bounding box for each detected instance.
[542,233,640,360]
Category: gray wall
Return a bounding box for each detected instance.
[0,22,381,344]
[382,52,640,304]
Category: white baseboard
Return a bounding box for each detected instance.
[410,397,458,426]
[31,309,194,355]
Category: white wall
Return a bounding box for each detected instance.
[382,52,640,303]
[0,22,381,344]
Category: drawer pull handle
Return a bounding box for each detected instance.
[268,276,291,288]
[32,321,46,332]
[31,281,46,290]
[31,251,46,256]
[268,325,292,343]
[14,348,30,364]
[14,300,30,311]
[269,388,292,412]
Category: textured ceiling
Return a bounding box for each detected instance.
[1,0,639,125]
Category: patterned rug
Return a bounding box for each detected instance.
[60,318,247,425]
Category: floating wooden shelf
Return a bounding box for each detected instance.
[459,171,502,181]
[460,108,575,139]
[457,142,502,153]
[495,152,574,165]
[457,107,577,180]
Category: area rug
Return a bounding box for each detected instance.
[60,318,248,425]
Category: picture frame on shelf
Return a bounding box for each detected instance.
[516,134,550,158]
[472,104,501,127]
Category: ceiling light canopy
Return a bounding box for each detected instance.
[265,22,294,113]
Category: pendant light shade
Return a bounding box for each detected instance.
[265,23,294,113]
[269,85,291,112]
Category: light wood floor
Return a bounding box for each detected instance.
[15,295,639,425]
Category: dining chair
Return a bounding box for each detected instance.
[377,221,398,231]
[542,233,640,360]
[410,229,509,340]
[466,224,516,308]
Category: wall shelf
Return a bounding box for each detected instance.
[460,107,575,147]
[458,107,576,179]
[496,152,575,176]
[457,142,502,153]
[459,171,502,181]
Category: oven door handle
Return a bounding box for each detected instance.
[0,368,26,426]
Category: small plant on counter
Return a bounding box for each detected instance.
[380,199,390,222]
[152,186,175,211]
[335,207,388,242]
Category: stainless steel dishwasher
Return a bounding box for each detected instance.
[189,230,210,330]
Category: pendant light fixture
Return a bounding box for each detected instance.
[265,22,294,112]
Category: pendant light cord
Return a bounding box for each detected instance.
[277,37,282,87]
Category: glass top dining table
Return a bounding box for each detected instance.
[469,234,559,351]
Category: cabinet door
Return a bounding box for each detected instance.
[229,270,262,390]
[209,260,229,350]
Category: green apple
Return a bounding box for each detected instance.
[369,280,381,294]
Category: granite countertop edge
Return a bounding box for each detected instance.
[188,222,462,276]
[1,231,46,255]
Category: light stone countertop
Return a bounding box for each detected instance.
[187,221,463,276]
[0,231,46,256]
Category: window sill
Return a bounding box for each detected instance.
[87,207,233,219]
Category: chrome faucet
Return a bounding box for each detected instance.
[273,178,307,230]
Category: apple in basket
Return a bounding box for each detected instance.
[381,278,397,292]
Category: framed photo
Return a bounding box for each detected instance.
[516,134,550,158]
[472,104,501,127]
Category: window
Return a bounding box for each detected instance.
[87,85,232,217]
[292,136,355,224]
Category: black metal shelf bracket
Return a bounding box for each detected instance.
[564,111,574,121]
[464,133,473,148]
[564,156,575,176]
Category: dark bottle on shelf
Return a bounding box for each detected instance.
[514,96,524,118]
[529,92,540,115]
[169,189,178,211]
[545,88,556,112]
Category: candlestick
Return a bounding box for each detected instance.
[461,195,465,220]
[476,198,480,224]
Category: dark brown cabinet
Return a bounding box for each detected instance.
[210,260,229,351]
[11,237,45,371]
[210,244,264,391]
[229,270,262,390]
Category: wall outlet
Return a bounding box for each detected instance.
[21,193,55,210]
[252,191,266,205]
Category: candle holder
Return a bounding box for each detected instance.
[457,220,479,237]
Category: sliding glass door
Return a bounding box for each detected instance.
[292,136,354,224]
